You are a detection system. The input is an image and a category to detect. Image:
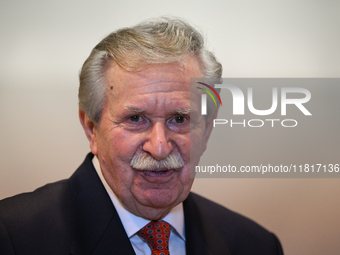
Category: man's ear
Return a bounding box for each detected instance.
[79,108,98,155]
[202,108,219,153]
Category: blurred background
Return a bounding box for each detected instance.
[1,1,339,254]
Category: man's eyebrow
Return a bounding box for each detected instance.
[176,107,197,115]
[124,106,197,115]
[124,105,145,113]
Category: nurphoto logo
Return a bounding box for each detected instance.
[196,79,312,128]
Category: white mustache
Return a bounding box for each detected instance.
[130,151,184,170]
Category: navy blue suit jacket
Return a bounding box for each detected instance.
[0,153,283,254]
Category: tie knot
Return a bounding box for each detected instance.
[137,220,171,255]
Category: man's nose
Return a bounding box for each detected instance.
[142,122,173,160]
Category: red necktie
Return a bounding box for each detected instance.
[137,220,171,255]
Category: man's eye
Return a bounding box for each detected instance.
[129,115,141,122]
[174,115,186,123]
[124,114,148,131]
[167,115,190,133]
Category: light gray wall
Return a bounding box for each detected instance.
[1,1,340,254]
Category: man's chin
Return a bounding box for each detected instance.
[134,187,184,211]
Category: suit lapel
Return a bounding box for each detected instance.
[184,193,231,255]
[184,214,214,255]
[91,215,135,255]
[69,153,135,255]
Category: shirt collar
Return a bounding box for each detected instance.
[92,156,185,240]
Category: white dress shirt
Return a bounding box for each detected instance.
[93,156,186,255]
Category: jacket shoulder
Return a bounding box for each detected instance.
[185,192,283,255]
[0,180,74,254]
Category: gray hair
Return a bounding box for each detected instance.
[79,17,222,123]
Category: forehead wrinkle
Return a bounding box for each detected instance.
[139,83,190,95]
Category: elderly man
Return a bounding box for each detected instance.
[0,18,283,255]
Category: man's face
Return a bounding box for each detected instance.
[82,56,211,220]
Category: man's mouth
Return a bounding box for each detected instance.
[143,169,173,177]
[137,168,182,182]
